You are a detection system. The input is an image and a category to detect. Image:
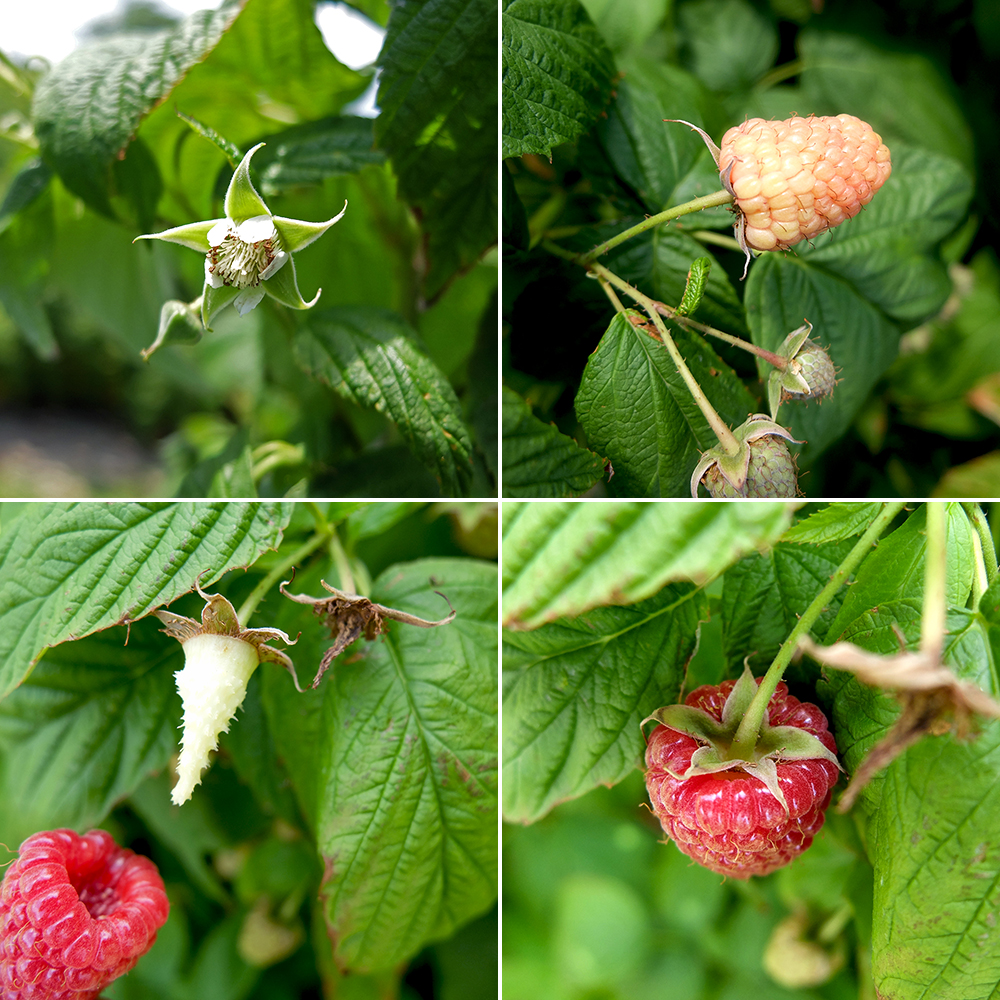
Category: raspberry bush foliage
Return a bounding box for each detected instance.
[503,501,1000,1000]
[0,501,498,998]
[0,0,496,498]
[501,0,998,498]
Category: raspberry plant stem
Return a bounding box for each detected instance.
[921,502,947,664]
[963,502,997,586]
[727,501,908,760]
[650,300,789,369]
[584,258,741,454]
[578,190,734,264]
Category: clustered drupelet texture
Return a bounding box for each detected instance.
[703,434,798,498]
[719,114,892,252]
[0,828,169,999]
[645,679,840,878]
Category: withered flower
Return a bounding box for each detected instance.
[799,632,1000,811]
[280,580,456,688]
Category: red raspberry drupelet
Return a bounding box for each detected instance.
[645,678,839,878]
[0,828,169,1000]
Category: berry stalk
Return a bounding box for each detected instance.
[578,189,735,265]
[921,502,947,665]
[727,501,908,760]
[962,502,997,591]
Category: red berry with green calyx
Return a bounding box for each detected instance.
[643,666,841,878]
[0,828,169,999]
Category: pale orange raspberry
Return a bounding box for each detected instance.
[719,114,892,253]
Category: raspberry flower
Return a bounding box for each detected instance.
[643,666,841,878]
[672,114,891,276]
[154,584,298,805]
[134,143,346,332]
[0,828,169,999]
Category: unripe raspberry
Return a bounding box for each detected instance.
[719,115,891,252]
[789,340,836,400]
[692,414,800,498]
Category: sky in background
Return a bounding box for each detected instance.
[2,0,385,115]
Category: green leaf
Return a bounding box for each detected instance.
[376,0,496,299]
[677,0,778,93]
[503,583,706,822]
[798,30,975,174]
[315,558,498,972]
[502,386,605,498]
[578,0,669,53]
[32,0,244,218]
[796,145,973,325]
[0,501,292,699]
[745,253,899,467]
[176,109,243,166]
[589,57,720,215]
[782,502,883,544]
[502,0,616,159]
[0,618,179,850]
[721,537,855,674]
[293,307,474,496]
[502,500,794,629]
[0,186,58,360]
[252,116,385,195]
[575,312,754,498]
[0,158,51,229]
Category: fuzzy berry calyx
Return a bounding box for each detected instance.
[670,115,891,277]
[155,584,298,805]
[0,828,169,999]
[766,321,837,417]
[643,666,841,878]
[691,414,800,497]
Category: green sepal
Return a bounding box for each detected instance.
[224,142,270,225]
[768,369,782,419]
[142,298,203,360]
[263,253,320,310]
[644,704,729,744]
[273,204,348,254]
[714,446,751,491]
[677,256,711,317]
[202,281,240,331]
[756,725,842,768]
[133,218,221,251]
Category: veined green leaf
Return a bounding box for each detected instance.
[502,500,794,629]
[503,583,706,822]
[315,558,497,971]
[502,0,615,159]
[294,307,474,497]
[502,387,605,498]
[0,501,292,699]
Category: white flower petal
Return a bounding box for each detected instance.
[234,286,266,315]
[207,220,231,247]
[204,258,224,288]
[237,214,276,243]
[260,250,288,280]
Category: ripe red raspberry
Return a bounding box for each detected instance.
[719,114,891,253]
[644,677,839,878]
[0,828,169,999]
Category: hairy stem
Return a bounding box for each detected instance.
[963,502,998,588]
[921,502,947,663]
[579,190,734,264]
[728,501,908,758]
[237,529,332,625]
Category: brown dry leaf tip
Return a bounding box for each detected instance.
[279,580,457,689]
[798,634,1000,811]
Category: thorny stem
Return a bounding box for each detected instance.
[237,528,332,626]
[585,258,740,454]
[921,502,947,664]
[578,189,734,264]
[597,277,628,315]
[727,502,908,759]
[963,502,998,588]
[651,300,789,369]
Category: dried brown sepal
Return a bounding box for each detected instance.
[798,634,1000,811]
[279,580,456,688]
